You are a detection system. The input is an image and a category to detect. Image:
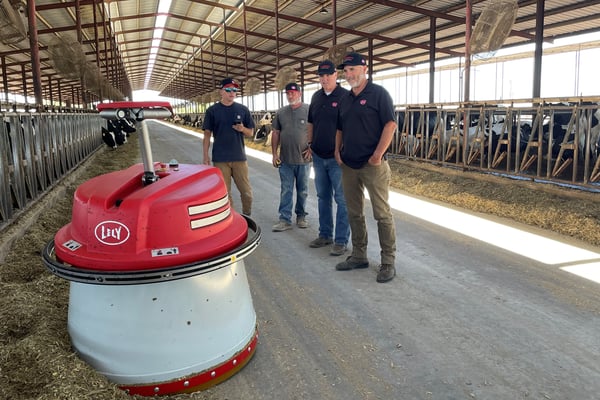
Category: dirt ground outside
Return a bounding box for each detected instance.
[1,128,599,400]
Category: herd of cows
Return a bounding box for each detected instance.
[394,101,600,183]
[101,118,136,149]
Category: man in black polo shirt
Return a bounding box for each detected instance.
[305,60,350,256]
[334,52,398,283]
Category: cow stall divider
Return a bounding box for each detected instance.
[42,101,262,396]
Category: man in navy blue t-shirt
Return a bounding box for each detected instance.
[202,78,255,216]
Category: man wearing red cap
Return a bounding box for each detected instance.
[202,77,255,216]
[334,53,398,283]
[271,82,311,232]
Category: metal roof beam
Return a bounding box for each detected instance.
[244,5,461,57]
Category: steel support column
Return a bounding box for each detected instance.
[532,0,545,99]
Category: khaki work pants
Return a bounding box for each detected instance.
[214,161,253,215]
[341,160,397,265]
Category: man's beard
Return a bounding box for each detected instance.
[347,75,363,89]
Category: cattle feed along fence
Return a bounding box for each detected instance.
[0,112,104,231]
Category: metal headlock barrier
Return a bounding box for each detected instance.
[390,98,600,192]
[10,101,598,237]
[0,112,104,231]
[172,99,600,191]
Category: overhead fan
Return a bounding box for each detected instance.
[102,81,124,101]
[82,64,101,93]
[470,0,519,55]
[245,77,262,96]
[274,66,297,90]
[48,36,87,80]
[0,0,27,44]
[324,44,354,67]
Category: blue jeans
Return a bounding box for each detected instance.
[312,154,350,245]
[278,163,310,223]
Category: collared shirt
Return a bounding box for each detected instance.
[308,85,349,159]
[202,102,255,162]
[337,81,395,169]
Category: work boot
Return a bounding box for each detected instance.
[335,256,369,271]
[330,243,347,256]
[296,217,308,229]
[309,237,333,248]
[272,220,292,232]
[376,264,396,283]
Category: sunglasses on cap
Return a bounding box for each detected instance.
[223,87,238,93]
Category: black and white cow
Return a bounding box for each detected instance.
[101,118,136,149]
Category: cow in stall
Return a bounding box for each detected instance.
[487,116,533,153]
[438,109,533,165]
[535,102,600,177]
[191,115,202,128]
[397,110,445,157]
[101,126,117,149]
[511,102,600,177]
[541,105,577,159]
[101,118,136,149]
[120,118,136,138]
[439,110,489,162]
[181,114,192,126]
[577,106,600,164]
[254,112,273,146]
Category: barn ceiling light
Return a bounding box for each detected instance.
[144,0,172,90]
[320,7,328,14]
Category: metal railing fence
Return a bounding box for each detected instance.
[0,112,104,230]
[390,99,600,191]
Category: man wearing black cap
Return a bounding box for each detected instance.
[305,60,350,256]
[271,82,311,232]
[334,52,398,283]
[202,77,255,216]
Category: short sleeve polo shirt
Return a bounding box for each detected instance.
[308,85,349,159]
[337,81,395,169]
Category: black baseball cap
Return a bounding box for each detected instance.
[285,82,300,92]
[220,78,240,88]
[337,52,367,69]
[317,60,336,75]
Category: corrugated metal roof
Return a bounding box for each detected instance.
[0,0,599,105]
